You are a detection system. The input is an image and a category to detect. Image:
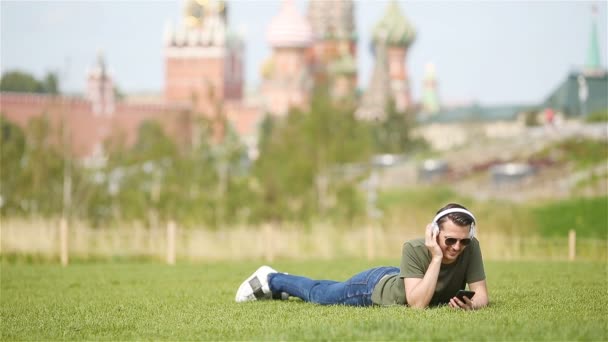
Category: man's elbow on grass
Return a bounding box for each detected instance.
[470,280,490,309]
[406,301,428,309]
[404,294,431,309]
[473,295,489,309]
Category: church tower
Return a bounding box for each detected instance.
[87,51,115,116]
[261,0,313,116]
[584,4,604,76]
[307,0,357,92]
[357,1,416,120]
[164,0,243,117]
[421,62,440,115]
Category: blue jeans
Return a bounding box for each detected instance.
[268,266,399,306]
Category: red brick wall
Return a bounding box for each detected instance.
[0,93,191,158]
[165,56,225,117]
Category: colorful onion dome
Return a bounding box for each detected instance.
[267,0,313,48]
[329,46,357,76]
[372,1,416,47]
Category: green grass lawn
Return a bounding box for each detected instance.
[1,259,607,341]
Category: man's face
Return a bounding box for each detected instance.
[438,219,471,264]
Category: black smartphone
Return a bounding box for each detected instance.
[455,290,476,301]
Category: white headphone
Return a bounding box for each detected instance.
[431,208,477,238]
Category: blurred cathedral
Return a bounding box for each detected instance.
[260,0,421,119]
[0,0,430,163]
[260,0,359,116]
[164,0,243,116]
[356,1,417,120]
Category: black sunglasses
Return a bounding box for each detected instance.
[444,237,472,246]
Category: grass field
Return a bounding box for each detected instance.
[1,260,606,341]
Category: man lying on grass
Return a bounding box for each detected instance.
[235,203,489,310]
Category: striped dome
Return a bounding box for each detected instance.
[267,0,312,48]
[372,1,416,47]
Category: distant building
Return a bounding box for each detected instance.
[261,0,313,116]
[420,62,440,115]
[260,0,358,116]
[414,104,530,150]
[0,52,190,164]
[308,0,358,100]
[87,51,115,117]
[542,5,607,117]
[415,5,607,151]
[357,1,416,120]
[164,0,244,117]
[0,0,257,164]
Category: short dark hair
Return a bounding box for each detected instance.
[436,203,474,228]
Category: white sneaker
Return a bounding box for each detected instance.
[235,265,278,303]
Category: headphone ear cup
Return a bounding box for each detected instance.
[432,222,439,236]
[469,223,476,238]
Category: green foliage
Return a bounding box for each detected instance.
[42,72,59,95]
[378,186,465,211]
[378,187,607,240]
[0,70,60,94]
[0,115,68,216]
[585,108,608,122]
[1,261,606,340]
[0,116,26,215]
[535,137,608,170]
[531,196,608,239]
[0,89,426,227]
[367,99,427,154]
[252,88,372,223]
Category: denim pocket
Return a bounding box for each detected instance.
[344,267,393,305]
[348,267,383,286]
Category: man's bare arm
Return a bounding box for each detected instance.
[404,256,442,308]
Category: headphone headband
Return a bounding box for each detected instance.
[432,208,476,226]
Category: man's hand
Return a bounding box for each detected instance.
[449,296,474,310]
[425,223,443,260]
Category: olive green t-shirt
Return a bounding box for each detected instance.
[371,237,486,306]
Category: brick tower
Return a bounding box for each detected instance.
[307,0,357,97]
[261,0,313,116]
[357,1,416,119]
[87,50,115,116]
[164,0,243,117]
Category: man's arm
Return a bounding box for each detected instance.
[469,280,489,309]
[404,256,442,308]
[404,224,443,309]
[448,280,489,310]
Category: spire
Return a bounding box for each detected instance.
[421,62,440,114]
[356,42,390,120]
[586,4,602,71]
[372,0,416,47]
[87,50,115,116]
[91,49,107,79]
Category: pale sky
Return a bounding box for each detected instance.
[1,0,607,105]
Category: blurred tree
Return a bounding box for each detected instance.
[18,116,65,216]
[586,108,608,122]
[0,116,27,216]
[123,120,177,225]
[368,99,424,154]
[253,87,372,224]
[42,72,59,95]
[0,70,60,94]
[0,70,43,93]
